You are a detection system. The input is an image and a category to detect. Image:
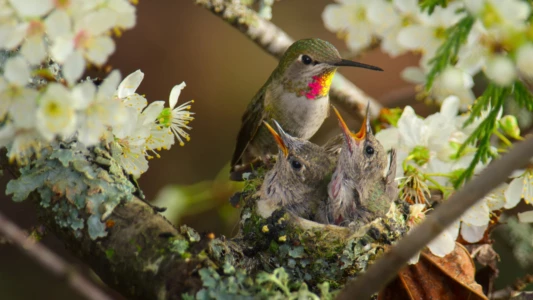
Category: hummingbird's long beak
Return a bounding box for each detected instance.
[333,59,383,71]
[263,120,289,157]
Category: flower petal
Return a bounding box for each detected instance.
[118,70,144,99]
[98,70,121,98]
[20,35,47,65]
[518,210,533,223]
[45,10,71,39]
[169,82,186,109]
[85,35,115,65]
[63,50,85,85]
[460,223,487,243]
[485,55,516,86]
[141,101,164,125]
[427,221,459,257]
[9,0,53,17]
[504,177,524,209]
[5,56,30,86]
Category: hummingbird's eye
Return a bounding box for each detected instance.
[290,158,303,170]
[365,145,374,156]
[301,55,313,65]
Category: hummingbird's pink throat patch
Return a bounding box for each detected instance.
[305,70,335,100]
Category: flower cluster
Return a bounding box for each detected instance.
[377,96,526,256]
[322,0,533,108]
[0,1,195,177]
[110,70,194,177]
[0,0,136,85]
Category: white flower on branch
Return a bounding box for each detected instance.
[367,0,420,57]
[72,70,127,146]
[322,0,381,53]
[161,82,195,148]
[505,170,533,209]
[110,70,195,176]
[397,2,465,68]
[0,56,33,121]
[36,83,77,141]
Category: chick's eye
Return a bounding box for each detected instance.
[290,159,302,170]
[365,145,374,155]
[301,55,312,65]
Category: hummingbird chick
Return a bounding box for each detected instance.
[323,105,398,228]
[230,38,382,181]
[257,120,334,220]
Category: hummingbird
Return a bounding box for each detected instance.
[230,38,382,181]
[256,120,335,220]
[320,105,398,227]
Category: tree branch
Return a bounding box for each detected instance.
[337,135,533,299]
[0,210,112,300]
[36,196,210,300]
[194,0,383,119]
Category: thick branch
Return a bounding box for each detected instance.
[338,135,533,299]
[36,197,209,300]
[194,0,382,119]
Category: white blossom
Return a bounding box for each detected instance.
[0,56,33,121]
[505,170,533,208]
[72,71,127,146]
[36,83,77,141]
[397,2,465,68]
[322,0,382,53]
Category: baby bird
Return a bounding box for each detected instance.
[324,105,397,227]
[257,120,335,220]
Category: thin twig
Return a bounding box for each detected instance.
[0,210,112,300]
[337,135,533,300]
[194,0,382,120]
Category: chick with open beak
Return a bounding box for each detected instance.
[320,105,398,228]
[257,120,335,220]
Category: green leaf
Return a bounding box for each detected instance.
[419,0,448,14]
[453,84,509,187]
[513,81,533,110]
[426,15,475,90]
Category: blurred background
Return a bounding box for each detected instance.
[0,0,528,299]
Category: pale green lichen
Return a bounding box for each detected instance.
[6,141,136,239]
[170,239,190,255]
[181,225,201,242]
[194,266,335,300]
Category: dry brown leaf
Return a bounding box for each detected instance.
[379,243,487,300]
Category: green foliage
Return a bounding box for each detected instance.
[419,0,448,14]
[454,82,533,187]
[513,81,533,110]
[425,15,475,90]
[454,84,509,187]
[195,266,334,300]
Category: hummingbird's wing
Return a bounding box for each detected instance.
[230,87,267,171]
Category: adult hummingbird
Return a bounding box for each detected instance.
[230,38,382,180]
[320,105,398,227]
[257,120,335,220]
